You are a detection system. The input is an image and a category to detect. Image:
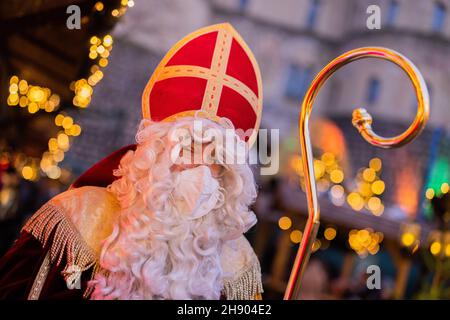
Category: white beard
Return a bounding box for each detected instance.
[89,118,257,300]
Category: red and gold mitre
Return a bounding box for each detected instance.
[71,23,262,189]
[141,23,263,147]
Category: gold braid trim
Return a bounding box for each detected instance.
[28,252,51,300]
[222,257,264,300]
[22,202,98,296]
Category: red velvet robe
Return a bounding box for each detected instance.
[0,144,263,300]
[0,232,91,299]
[0,145,135,300]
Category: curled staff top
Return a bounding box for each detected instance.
[285,47,430,300]
[301,47,430,149]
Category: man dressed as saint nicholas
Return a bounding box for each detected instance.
[0,23,264,300]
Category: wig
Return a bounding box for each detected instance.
[90,117,257,299]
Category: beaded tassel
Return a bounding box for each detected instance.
[222,257,264,300]
[23,202,98,296]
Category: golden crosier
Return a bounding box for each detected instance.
[284,47,430,300]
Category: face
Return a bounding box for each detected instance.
[170,141,226,178]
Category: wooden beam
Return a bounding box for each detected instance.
[8,34,80,78]
[19,30,84,65]
[9,57,71,98]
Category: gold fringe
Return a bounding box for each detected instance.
[222,258,264,300]
[22,202,98,297]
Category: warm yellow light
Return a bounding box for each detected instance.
[324,227,337,241]
[55,114,65,126]
[90,36,100,45]
[371,180,385,195]
[401,232,415,247]
[44,103,52,112]
[363,168,376,182]
[62,117,74,129]
[371,204,384,216]
[359,182,372,197]
[48,138,58,151]
[375,232,384,242]
[53,150,65,163]
[357,229,370,243]
[103,35,113,47]
[40,158,52,171]
[313,159,326,179]
[290,230,303,244]
[57,133,70,150]
[348,228,382,256]
[111,9,119,17]
[321,152,335,166]
[10,76,19,84]
[95,70,104,79]
[7,94,19,106]
[49,94,60,106]
[347,192,364,211]
[18,80,28,93]
[91,65,100,73]
[99,58,108,67]
[9,83,18,94]
[19,96,28,107]
[88,76,97,86]
[76,78,87,87]
[368,244,379,255]
[369,158,382,171]
[445,244,450,257]
[278,216,292,230]
[47,166,61,180]
[70,125,82,137]
[89,51,98,60]
[22,166,34,180]
[368,196,381,211]
[330,169,344,184]
[28,102,39,113]
[430,241,441,256]
[99,48,110,57]
[73,79,93,107]
[28,86,46,103]
[94,1,104,11]
[78,84,93,99]
[44,88,51,98]
[425,188,435,200]
[441,183,449,194]
[96,45,105,54]
[73,97,87,108]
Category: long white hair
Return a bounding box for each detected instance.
[90,117,257,299]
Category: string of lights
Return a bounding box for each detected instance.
[2,1,132,182]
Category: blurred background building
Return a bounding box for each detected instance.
[1,0,449,299]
